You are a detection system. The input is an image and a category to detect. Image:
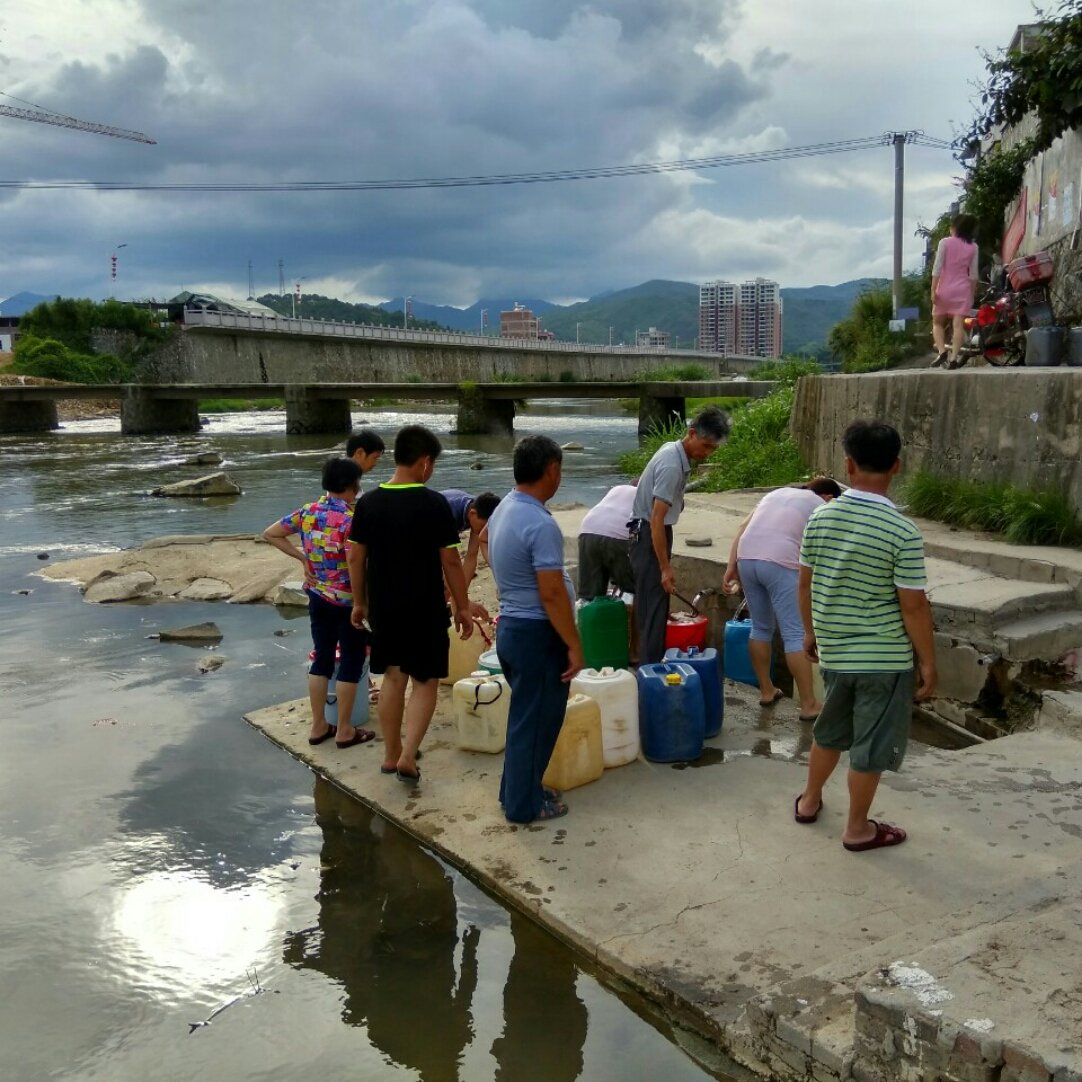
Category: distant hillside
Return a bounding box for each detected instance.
[542,278,882,355]
[372,279,881,355]
[257,293,444,330]
[1,292,59,316]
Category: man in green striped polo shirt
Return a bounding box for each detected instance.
[794,421,937,853]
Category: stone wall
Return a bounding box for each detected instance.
[140,327,750,385]
[790,371,1082,511]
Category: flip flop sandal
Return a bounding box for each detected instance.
[534,798,569,822]
[396,767,421,786]
[335,729,376,749]
[307,725,337,746]
[843,820,907,852]
[799,713,820,723]
[759,689,783,708]
[380,750,423,775]
[794,794,823,824]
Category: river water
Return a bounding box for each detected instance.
[0,405,730,1081]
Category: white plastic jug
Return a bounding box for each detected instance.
[452,673,510,753]
[571,667,639,768]
[543,693,604,791]
[441,624,490,686]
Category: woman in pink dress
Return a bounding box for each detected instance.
[931,214,979,367]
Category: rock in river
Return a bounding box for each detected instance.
[178,577,233,601]
[271,582,309,609]
[151,472,242,498]
[83,570,156,603]
[197,655,226,674]
[159,621,224,643]
[184,451,223,466]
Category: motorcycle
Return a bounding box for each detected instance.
[952,251,1055,368]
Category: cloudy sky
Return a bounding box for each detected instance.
[2,0,1033,306]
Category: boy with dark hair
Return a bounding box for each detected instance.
[487,434,584,823]
[440,489,501,582]
[795,421,937,852]
[345,428,385,482]
[262,456,374,749]
[347,424,476,784]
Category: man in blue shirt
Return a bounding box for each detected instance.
[487,435,584,823]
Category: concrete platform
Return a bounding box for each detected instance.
[245,682,1082,1081]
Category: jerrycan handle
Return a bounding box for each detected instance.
[474,680,504,708]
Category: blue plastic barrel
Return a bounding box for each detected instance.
[664,645,723,738]
[636,662,705,762]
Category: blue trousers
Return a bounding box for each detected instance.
[496,616,571,823]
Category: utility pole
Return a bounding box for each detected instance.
[278,259,285,297]
[886,131,919,318]
[247,259,254,301]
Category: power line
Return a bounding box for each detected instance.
[0,133,952,193]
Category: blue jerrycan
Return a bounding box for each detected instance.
[636,663,705,762]
[664,645,722,738]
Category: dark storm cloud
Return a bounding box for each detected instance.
[4,0,1030,303]
[2,0,771,301]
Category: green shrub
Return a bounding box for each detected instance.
[618,386,809,491]
[20,297,168,353]
[11,336,134,383]
[698,386,806,491]
[829,281,928,373]
[900,470,1082,546]
[748,357,822,385]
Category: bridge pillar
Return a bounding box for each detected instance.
[0,398,59,434]
[638,394,685,440]
[120,389,200,435]
[456,387,515,436]
[284,387,352,436]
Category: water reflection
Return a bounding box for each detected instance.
[285,779,479,1080]
[287,779,590,1082]
[491,917,587,1081]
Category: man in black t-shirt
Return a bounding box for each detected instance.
[347,425,476,785]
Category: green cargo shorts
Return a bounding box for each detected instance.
[813,669,915,774]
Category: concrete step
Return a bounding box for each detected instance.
[991,609,1082,662]
[927,559,1076,640]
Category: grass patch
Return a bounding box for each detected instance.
[900,470,1082,546]
[640,363,710,382]
[200,397,284,413]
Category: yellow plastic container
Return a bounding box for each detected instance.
[441,625,489,686]
[452,673,510,753]
[570,667,639,768]
[543,693,604,792]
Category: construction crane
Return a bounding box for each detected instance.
[0,102,156,144]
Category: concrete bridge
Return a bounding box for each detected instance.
[140,309,761,387]
[0,379,775,437]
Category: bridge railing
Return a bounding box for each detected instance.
[180,308,760,362]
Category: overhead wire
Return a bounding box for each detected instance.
[0,132,953,193]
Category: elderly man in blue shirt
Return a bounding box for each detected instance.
[487,435,584,824]
[630,405,729,663]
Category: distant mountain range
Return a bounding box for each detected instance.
[381,279,882,356]
[0,292,58,316]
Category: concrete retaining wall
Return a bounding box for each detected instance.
[791,370,1082,511]
[140,329,749,386]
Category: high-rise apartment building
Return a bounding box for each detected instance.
[698,281,737,354]
[737,278,783,358]
[698,278,782,357]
